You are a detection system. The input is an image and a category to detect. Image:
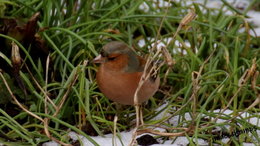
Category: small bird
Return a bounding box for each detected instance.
[93,41,160,105]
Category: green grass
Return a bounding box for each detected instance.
[0,0,259,145]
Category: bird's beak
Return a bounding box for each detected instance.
[92,54,105,63]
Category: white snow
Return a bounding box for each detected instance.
[137,37,190,55]
[43,105,260,146]
[68,130,133,146]
[139,0,260,37]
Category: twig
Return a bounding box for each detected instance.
[45,54,50,114]
[53,60,88,117]
[42,55,71,146]
[113,115,118,146]
[128,128,138,146]
[172,9,197,41]
[137,128,189,137]
[11,42,28,97]
[24,63,57,109]
[212,58,257,123]
[185,47,215,131]
[222,58,259,122]
[0,71,44,122]
[0,71,70,146]
[130,6,197,146]
[157,48,215,126]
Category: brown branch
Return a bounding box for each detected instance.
[222,58,259,122]
[0,71,44,122]
[137,128,190,137]
[24,63,57,109]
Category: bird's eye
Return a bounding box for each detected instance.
[108,56,116,61]
[107,53,119,61]
[101,51,107,57]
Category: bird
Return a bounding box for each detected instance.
[93,41,160,105]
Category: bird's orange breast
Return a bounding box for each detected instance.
[96,64,159,105]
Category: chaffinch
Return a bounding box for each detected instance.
[93,41,160,105]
